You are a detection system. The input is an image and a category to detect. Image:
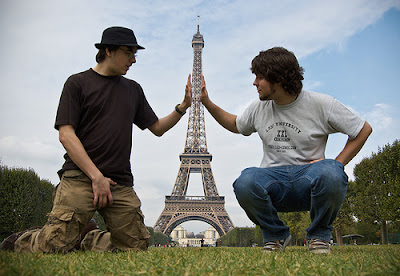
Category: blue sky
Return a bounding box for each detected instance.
[302,8,399,109]
[0,0,399,234]
[300,8,400,164]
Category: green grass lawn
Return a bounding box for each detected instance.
[1,245,399,275]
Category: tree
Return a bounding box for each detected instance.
[352,140,400,244]
[0,164,55,241]
[254,225,263,246]
[38,179,56,225]
[154,231,172,245]
[93,211,107,231]
[355,220,380,245]
[218,227,258,247]
[218,228,239,246]
[279,211,310,245]
[333,181,356,245]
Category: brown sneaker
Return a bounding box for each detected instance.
[308,239,331,254]
[262,234,292,253]
[0,226,42,251]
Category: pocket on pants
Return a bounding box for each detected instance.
[62,170,87,180]
[49,207,74,222]
[42,206,79,252]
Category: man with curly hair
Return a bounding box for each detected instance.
[199,47,372,254]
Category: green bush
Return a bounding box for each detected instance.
[0,165,55,241]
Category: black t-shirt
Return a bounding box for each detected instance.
[55,69,158,186]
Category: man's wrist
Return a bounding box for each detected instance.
[175,104,186,115]
[89,171,104,182]
[202,99,213,111]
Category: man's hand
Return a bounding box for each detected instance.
[200,74,210,107]
[309,158,323,164]
[179,74,192,111]
[58,125,118,208]
[92,175,117,208]
[184,74,192,105]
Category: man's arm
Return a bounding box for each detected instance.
[148,74,192,136]
[58,125,116,208]
[335,121,373,165]
[200,74,239,133]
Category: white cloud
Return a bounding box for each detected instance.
[0,136,61,163]
[366,103,393,129]
[0,136,64,182]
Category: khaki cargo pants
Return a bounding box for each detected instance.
[14,170,150,253]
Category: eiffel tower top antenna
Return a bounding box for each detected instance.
[186,14,205,155]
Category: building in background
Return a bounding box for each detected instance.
[170,225,220,247]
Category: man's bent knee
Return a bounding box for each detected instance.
[233,167,266,204]
[36,206,80,253]
[110,208,150,251]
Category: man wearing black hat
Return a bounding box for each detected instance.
[3,26,192,253]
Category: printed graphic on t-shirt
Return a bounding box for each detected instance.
[265,121,301,153]
[274,130,289,142]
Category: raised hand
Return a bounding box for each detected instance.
[182,74,192,109]
[200,74,210,106]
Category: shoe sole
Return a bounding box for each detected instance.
[261,234,292,253]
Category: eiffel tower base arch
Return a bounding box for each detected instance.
[154,196,234,237]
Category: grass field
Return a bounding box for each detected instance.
[1,245,399,275]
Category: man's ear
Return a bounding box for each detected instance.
[105,48,113,57]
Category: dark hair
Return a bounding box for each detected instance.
[251,47,304,96]
[95,45,136,63]
[95,45,119,63]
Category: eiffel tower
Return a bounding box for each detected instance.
[153,18,234,237]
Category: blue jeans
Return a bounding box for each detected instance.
[233,159,348,242]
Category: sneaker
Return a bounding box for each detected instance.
[0,226,41,251]
[262,234,292,253]
[308,238,331,254]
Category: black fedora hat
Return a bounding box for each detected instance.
[95,26,145,50]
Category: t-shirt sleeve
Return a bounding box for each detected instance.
[236,100,258,136]
[133,85,159,130]
[54,76,81,130]
[328,99,365,140]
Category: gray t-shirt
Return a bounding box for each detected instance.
[236,90,365,167]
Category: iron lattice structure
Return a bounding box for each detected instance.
[153,20,234,237]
